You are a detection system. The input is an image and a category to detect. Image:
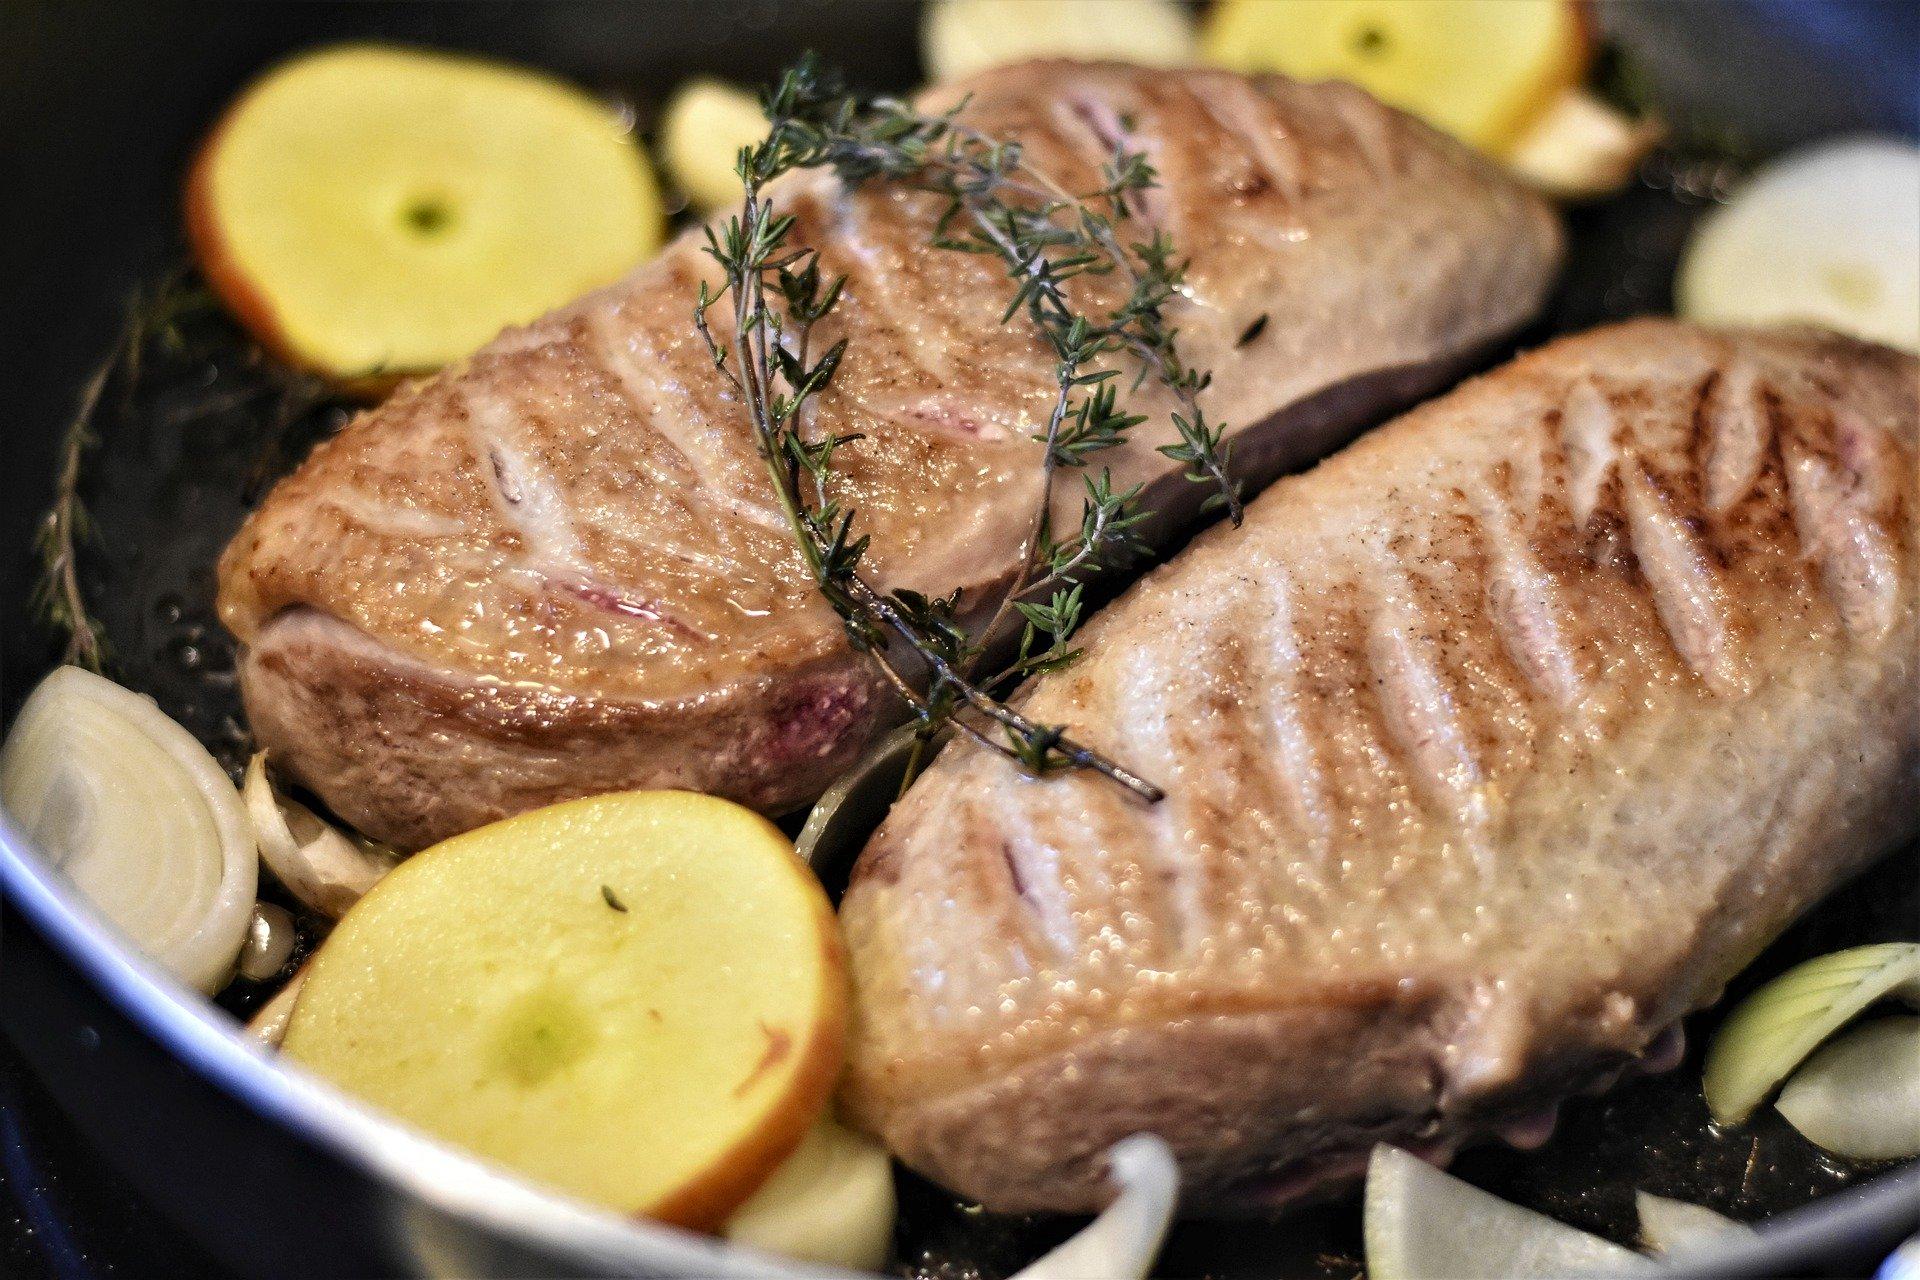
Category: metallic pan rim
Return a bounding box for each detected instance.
[3,804,1914,1278]
[0,806,859,1279]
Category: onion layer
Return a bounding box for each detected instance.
[1636,1191,1752,1254]
[0,666,257,993]
[1775,1016,1920,1161]
[243,753,398,918]
[1012,1135,1178,1280]
[722,1116,896,1271]
[1364,1145,1649,1280]
[1702,943,1920,1124]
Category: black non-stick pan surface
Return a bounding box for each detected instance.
[2,3,1915,1278]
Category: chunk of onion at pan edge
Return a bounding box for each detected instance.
[1677,137,1919,351]
[0,666,257,993]
[243,752,398,918]
[1775,1015,1920,1161]
[1010,1135,1179,1280]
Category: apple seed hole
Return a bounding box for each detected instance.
[401,195,456,238]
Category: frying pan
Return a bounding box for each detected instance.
[1,2,1915,1276]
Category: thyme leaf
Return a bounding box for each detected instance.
[698,55,1246,801]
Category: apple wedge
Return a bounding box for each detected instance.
[282,790,846,1230]
[1202,0,1588,156]
[188,44,664,390]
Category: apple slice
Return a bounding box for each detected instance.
[188,44,664,389]
[921,0,1197,85]
[282,790,846,1230]
[1202,0,1588,155]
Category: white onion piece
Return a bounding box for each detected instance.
[1775,1015,1920,1160]
[923,0,1195,85]
[243,753,398,918]
[723,1116,896,1271]
[238,901,298,981]
[0,666,256,993]
[1504,89,1662,200]
[1364,1145,1650,1280]
[1702,943,1920,1124]
[1011,1135,1178,1280]
[1636,1191,1753,1254]
[1678,137,1919,350]
[659,78,765,214]
[247,965,309,1049]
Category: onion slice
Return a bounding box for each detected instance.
[1702,943,1920,1124]
[1775,1015,1920,1161]
[1012,1135,1178,1280]
[247,964,310,1048]
[723,1116,897,1271]
[1364,1145,1649,1280]
[243,753,398,918]
[1636,1191,1753,1255]
[0,666,257,993]
[1677,137,1919,350]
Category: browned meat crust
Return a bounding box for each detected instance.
[218,61,1561,848]
[840,321,1920,1213]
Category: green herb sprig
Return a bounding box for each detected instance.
[697,56,1242,799]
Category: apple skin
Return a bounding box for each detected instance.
[648,886,849,1234]
[185,104,409,402]
[281,791,849,1233]
[184,44,663,401]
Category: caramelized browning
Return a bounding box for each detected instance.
[217,61,1561,848]
[841,321,1920,1213]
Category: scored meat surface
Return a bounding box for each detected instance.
[217,60,1560,850]
[840,320,1920,1214]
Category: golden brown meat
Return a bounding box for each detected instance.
[217,60,1560,849]
[840,321,1920,1214]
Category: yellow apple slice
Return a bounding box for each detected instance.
[722,1115,896,1270]
[659,79,767,214]
[922,0,1197,85]
[282,790,845,1230]
[1201,0,1588,155]
[188,44,664,388]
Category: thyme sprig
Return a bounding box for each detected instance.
[32,273,338,674]
[29,276,211,672]
[33,357,112,672]
[697,56,1240,799]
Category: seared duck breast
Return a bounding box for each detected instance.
[218,60,1560,849]
[840,321,1919,1214]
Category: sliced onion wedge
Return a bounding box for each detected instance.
[247,964,310,1049]
[1365,1145,1649,1280]
[723,1115,897,1271]
[1775,1015,1920,1161]
[1702,943,1920,1124]
[1636,1191,1753,1255]
[243,753,398,918]
[1503,89,1662,200]
[659,78,766,214]
[1012,1135,1178,1280]
[0,666,256,993]
[1677,137,1920,351]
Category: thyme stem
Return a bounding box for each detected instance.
[697,56,1247,802]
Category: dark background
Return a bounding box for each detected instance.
[2,3,1916,1279]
